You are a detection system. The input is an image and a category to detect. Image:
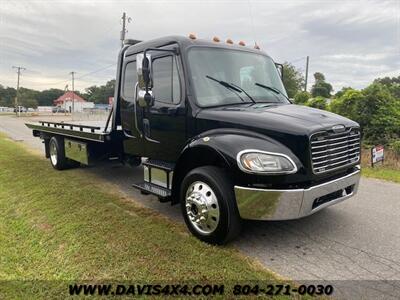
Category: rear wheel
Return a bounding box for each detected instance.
[180,166,242,244]
[49,136,79,170]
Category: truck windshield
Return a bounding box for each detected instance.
[188,47,289,107]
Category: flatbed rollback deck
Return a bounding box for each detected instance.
[26,35,361,244]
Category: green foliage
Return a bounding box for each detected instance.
[329,89,364,121]
[391,141,400,156]
[21,98,38,109]
[281,62,304,98]
[37,89,64,106]
[306,96,328,110]
[0,80,115,107]
[0,85,16,107]
[84,80,115,104]
[293,91,311,104]
[311,72,333,98]
[374,76,400,98]
[360,83,400,144]
[334,86,353,98]
[330,83,400,145]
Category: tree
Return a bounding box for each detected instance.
[18,87,40,108]
[281,62,304,98]
[37,89,64,106]
[293,91,311,104]
[373,76,400,99]
[0,85,16,107]
[84,80,115,104]
[21,98,38,108]
[360,83,400,144]
[329,89,364,122]
[334,86,353,98]
[311,72,333,98]
[306,96,328,110]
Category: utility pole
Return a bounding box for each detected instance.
[120,12,131,48]
[12,66,26,117]
[304,56,310,92]
[70,72,75,114]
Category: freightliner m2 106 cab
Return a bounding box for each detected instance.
[27,35,361,244]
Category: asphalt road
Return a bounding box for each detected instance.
[1,114,400,299]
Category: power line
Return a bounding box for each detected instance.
[75,64,114,80]
[18,63,114,88]
[12,66,26,117]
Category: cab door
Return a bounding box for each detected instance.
[120,58,145,155]
[142,53,186,161]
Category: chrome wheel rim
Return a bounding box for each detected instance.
[50,141,57,166]
[185,181,220,235]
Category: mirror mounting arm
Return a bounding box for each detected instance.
[141,47,179,105]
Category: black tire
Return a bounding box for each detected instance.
[180,166,242,244]
[49,136,79,170]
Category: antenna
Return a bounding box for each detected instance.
[247,0,257,47]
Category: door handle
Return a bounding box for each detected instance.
[142,118,160,144]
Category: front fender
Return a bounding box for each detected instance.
[189,128,303,170]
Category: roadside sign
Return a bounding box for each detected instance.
[371,145,384,167]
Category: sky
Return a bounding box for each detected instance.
[0,0,399,93]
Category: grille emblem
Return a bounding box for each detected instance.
[332,125,345,133]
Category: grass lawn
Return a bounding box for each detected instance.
[0,134,296,299]
[362,167,400,183]
[361,148,400,183]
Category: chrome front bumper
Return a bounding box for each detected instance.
[234,167,361,221]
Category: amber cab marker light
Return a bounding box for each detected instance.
[189,33,197,40]
[226,38,234,44]
[212,36,220,42]
[239,41,246,46]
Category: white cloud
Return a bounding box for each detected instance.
[0,0,399,92]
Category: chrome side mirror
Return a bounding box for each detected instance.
[136,53,152,90]
[136,53,154,107]
[275,63,284,80]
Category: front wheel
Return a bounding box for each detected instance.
[180,166,242,244]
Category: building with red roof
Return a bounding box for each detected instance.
[53,91,94,113]
[53,91,86,106]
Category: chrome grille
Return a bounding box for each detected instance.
[310,127,360,174]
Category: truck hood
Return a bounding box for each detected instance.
[196,103,358,137]
[195,103,359,175]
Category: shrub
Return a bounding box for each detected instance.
[390,141,400,157]
[329,89,364,122]
[293,91,311,104]
[306,96,327,110]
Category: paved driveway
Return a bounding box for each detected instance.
[1,115,399,299]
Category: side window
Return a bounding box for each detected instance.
[123,61,137,99]
[152,56,181,104]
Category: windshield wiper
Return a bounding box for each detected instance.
[205,75,245,102]
[229,83,256,103]
[255,82,291,103]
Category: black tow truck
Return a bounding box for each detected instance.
[26,35,361,244]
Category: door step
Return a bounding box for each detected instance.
[143,159,175,171]
[132,182,171,198]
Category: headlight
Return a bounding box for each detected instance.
[237,150,298,174]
